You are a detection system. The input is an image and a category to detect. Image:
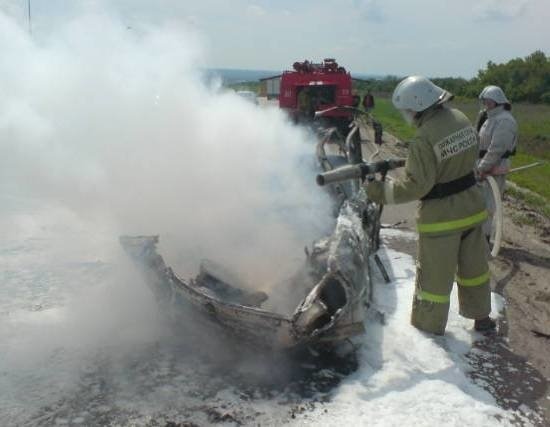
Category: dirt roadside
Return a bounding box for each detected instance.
[360,129,550,425]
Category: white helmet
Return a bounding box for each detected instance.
[479,85,509,104]
[392,76,452,112]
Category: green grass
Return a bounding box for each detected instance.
[507,152,550,200]
[509,210,539,227]
[371,96,550,216]
[506,184,550,220]
[371,98,417,141]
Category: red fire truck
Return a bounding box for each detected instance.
[278,58,358,128]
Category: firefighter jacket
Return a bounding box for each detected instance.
[366,106,487,235]
[478,105,518,175]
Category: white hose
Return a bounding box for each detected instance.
[368,142,380,162]
[345,124,361,194]
[486,175,503,257]
[345,123,359,158]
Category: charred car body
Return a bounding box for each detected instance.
[121,66,401,351]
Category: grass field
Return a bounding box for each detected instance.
[370,97,417,141]
[371,97,550,206]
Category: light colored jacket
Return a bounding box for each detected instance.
[478,105,518,174]
[366,106,486,235]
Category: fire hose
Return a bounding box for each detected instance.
[486,175,503,257]
[486,161,543,257]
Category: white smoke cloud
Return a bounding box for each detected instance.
[0,8,333,297]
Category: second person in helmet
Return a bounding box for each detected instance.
[477,85,518,243]
[366,76,495,335]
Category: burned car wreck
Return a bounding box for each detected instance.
[120,116,404,350]
[120,189,380,350]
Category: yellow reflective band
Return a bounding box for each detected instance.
[417,210,488,234]
[457,271,490,287]
[418,290,450,304]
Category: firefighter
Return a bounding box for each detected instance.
[363,90,375,111]
[365,76,495,335]
[297,87,313,120]
[477,85,518,242]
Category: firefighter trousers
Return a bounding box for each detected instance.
[411,224,491,335]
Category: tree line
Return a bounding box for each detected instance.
[359,50,550,104]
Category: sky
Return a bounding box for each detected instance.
[3,0,549,78]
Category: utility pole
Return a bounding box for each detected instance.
[27,0,32,35]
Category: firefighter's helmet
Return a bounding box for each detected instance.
[479,85,509,105]
[392,76,452,112]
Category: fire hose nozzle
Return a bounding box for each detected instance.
[316,158,406,186]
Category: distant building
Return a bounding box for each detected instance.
[259,74,282,100]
